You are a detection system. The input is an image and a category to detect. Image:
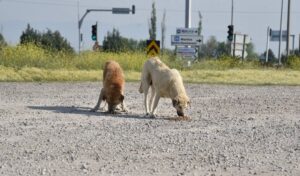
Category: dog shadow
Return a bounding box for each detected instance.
[27,105,162,120]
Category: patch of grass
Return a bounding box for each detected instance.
[0,66,299,85]
[181,69,300,85]
[1,44,300,84]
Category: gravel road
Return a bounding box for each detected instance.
[0,82,299,176]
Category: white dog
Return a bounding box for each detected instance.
[139,57,190,118]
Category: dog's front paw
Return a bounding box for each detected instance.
[90,108,97,112]
[122,108,129,113]
[145,113,156,119]
[150,114,157,118]
[144,113,150,118]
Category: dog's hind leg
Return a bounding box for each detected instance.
[149,86,156,112]
[91,88,105,112]
[142,82,151,115]
[150,94,160,118]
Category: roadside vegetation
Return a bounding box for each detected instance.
[0,22,299,85]
[0,44,300,85]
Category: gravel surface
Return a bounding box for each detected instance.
[0,82,299,176]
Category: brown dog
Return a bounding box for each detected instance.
[91,60,127,113]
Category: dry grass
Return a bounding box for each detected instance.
[1,44,300,84]
[1,66,299,85]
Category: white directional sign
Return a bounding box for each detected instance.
[234,34,251,44]
[171,35,202,46]
[176,28,199,35]
[270,30,288,41]
[232,34,251,59]
[176,47,196,58]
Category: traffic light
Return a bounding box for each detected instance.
[227,25,234,41]
[91,24,97,41]
[132,5,135,14]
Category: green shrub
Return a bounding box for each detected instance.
[287,55,300,70]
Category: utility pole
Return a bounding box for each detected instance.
[286,0,291,58]
[266,27,270,63]
[185,0,191,28]
[229,0,234,56]
[278,0,284,65]
[231,0,234,26]
[77,1,81,53]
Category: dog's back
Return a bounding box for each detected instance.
[139,57,169,93]
[103,61,124,86]
[103,61,125,109]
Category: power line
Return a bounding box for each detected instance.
[3,0,300,15]
[139,8,300,15]
[3,0,111,8]
[3,0,76,7]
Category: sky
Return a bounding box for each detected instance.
[0,0,300,54]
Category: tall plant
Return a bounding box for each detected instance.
[149,1,157,40]
[161,9,166,55]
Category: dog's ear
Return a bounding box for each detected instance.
[120,94,125,102]
[172,99,179,107]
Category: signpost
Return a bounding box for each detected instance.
[146,40,160,57]
[171,27,202,61]
[176,28,199,35]
[176,47,197,58]
[171,35,202,46]
[270,30,288,41]
[265,27,296,63]
[231,33,250,59]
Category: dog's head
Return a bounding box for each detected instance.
[107,94,124,113]
[172,96,191,116]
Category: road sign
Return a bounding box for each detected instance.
[112,8,130,14]
[234,34,250,44]
[171,35,202,46]
[231,34,250,59]
[176,47,196,57]
[270,30,288,41]
[146,40,160,57]
[176,28,199,35]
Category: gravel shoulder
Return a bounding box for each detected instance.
[0,82,299,176]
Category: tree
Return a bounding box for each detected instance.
[20,24,41,45]
[0,33,7,48]
[197,11,202,36]
[246,42,258,59]
[40,29,74,53]
[102,28,146,52]
[198,36,231,59]
[102,28,123,52]
[149,1,157,40]
[161,9,166,55]
[261,49,276,63]
[20,24,74,53]
[199,36,218,58]
[216,42,230,57]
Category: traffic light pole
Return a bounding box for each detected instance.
[229,0,234,56]
[286,0,291,58]
[231,0,234,26]
[78,5,135,53]
[278,0,284,65]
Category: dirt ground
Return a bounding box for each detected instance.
[0,82,299,176]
